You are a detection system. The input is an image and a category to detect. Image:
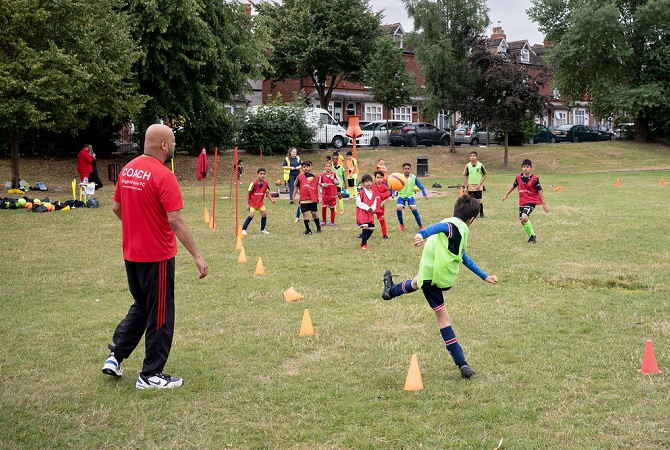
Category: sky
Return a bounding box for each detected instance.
[369,0,545,45]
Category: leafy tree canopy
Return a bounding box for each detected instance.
[255,0,382,110]
[528,0,670,141]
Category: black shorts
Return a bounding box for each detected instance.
[467,190,483,199]
[300,202,318,213]
[347,178,356,188]
[421,280,451,311]
[519,204,535,219]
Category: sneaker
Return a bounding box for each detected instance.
[329,222,335,226]
[382,235,389,240]
[360,244,370,251]
[339,209,344,214]
[480,212,485,218]
[459,364,475,379]
[294,217,300,223]
[528,235,536,244]
[316,228,322,233]
[260,229,270,235]
[399,224,405,231]
[136,373,183,390]
[303,229,312,235]
[382,270,394,300]
[419,226,425,231]
[242,229,248,236]
[102,353,123,377]
[320,220,326,226]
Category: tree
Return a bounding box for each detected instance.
[0,0,145,186]
[403,0,489,152]
[255,0,382,110]
[461,38,548,169]
[528,0,670,142]
[124,0,269,152]
[361,35,415,133]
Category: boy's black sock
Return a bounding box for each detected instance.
[313,218,321,231]
[242,216,252,230]
[303,220,311,231]
[260,216,267,230]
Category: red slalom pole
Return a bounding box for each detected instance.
[210,147,218,228]
[234,146,239,237]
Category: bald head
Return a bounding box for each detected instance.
[144,124,176,162]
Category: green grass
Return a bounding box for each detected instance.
[2,141,670,449]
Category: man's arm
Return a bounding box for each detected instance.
[112,201,122,220]
[501,184,516,202]
[166,210,208,279]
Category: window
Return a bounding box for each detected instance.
[365,104,383,121]
[553,89,561,99]
[521,48,530,63]
[554,112,567,126]
[346,102,355,116]
[393,106,412,122]
[573,109,585,125]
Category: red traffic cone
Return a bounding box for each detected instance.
[639,340,661,375]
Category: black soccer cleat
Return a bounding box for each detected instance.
[303,229,312,235]
[459,364,475,379]
[382,270,394,300]
[528,235,536,244]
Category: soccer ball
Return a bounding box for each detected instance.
[387,173,405,191]
[275,180,282,186]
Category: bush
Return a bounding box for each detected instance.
[507,116,537,146]
[240,104,316,155]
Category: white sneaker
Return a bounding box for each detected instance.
[102,353,123,377]
[136,373,183,390]
[260,229,270,234]
[242,229,248,236]
[293,217,300,223]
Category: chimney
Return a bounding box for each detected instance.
[490,26,506,40]
[243,3,251,16]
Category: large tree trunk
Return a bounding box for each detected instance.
[10,127,20,187]
[634,115,648,142]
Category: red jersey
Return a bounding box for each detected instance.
[356,188,376,225]
[77,148,94,174]
[516,173,543,205]
[113,155,184,262]
[297,172,319,203]
[319,171,339,201]
[247,179,269,209]
[371,183,391,213]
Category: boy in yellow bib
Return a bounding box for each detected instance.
[382,195,498,378]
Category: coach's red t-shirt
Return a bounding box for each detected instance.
[113,155,184,262]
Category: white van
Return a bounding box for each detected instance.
[246,105,348,149]
[304,107,348,149]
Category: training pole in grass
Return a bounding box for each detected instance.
[259,146,263,167]
[234,146,240,237]
[210,147,218,228]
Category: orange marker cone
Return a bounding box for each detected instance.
[639,340,662,375]
[553,186,562,192]
[237,246,248,263]
[204,207,210,223]
[459,185,464,196]
[237,225,245,238]
[283,287,304,302]
[298,309,315,336]
[403,354,424,391]
[235,236,243,251]
[661,177,665,186]
[209,216,216,229]
[254,257,265,275]
[616,178,621,187]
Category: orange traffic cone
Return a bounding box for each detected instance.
[553,186,562,192]
[661,177,665,186]
[237,246,248,263]
[459,185,464,196]
[298,309,315,336]
[237,225,245,238]
[209,216,216,229]
[283,287,304,302]
[204,207,210,223]
[254,257,265,275]
[616,178,621,187]
[235,236,243,251]
[403,354,424,391]
[639,340,662,374]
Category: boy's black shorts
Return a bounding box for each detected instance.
[519,204,536,219]
[467,190,483,199]
[300,202,318,213]
[421,280,451,311]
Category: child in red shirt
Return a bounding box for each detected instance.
[319,161,340,226]
[242,168,276,235]
[371,170,392,239]
[356,174,377,250]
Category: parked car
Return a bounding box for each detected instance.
[389,122,450,147]
[353,120,406,146]
[553,124,601,142]
[454,125,502,145]
[590,124,614,141]
[533,124,557,144]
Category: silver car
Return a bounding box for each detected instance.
[454,124,502,145]
[352,120,406,146]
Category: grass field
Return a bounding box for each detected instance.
[2,141,670,449]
